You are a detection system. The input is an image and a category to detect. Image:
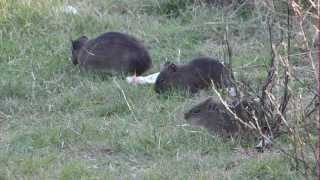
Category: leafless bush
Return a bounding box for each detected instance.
[220,0,318,178]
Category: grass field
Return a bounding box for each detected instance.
[0,0,315,179]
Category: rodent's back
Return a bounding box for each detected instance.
[78,32,152,75]
[198,105,238,134]
[182,57,226,90]
[88,32,143,51]
[173,64,210,93]
[190,57,226,87]
[155,57,228,94]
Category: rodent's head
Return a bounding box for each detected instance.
[70,36,89,65]
[184,97,219,125]
[185,97,240,136]
[154,62,178,93]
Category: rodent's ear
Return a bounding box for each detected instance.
[207,103,216,111]
[163,61,172,68]
[72,36,88,50]
[164,61,170,66]
[80,35,89,40]
[204,97,213,104]
[204,98,215,111]
[168,63,177,72]
[71,39,78,50]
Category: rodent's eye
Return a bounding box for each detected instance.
[192,109,200,114]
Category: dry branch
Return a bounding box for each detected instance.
[261,17,276,106]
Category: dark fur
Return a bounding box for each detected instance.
[71,32,152,76]
[184,97,265,137]
[154,57,233,94]
[184,98,239,136]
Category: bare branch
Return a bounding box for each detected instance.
[261,17,276,105]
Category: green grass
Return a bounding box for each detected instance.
[0,0,315,179]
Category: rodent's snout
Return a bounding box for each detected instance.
[154,86,160,94]
[184,112,191,119]
[154,83,163,94]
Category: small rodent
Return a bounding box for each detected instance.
[154,57,234,94]
[70,32,152,76]
[184,97,266,137]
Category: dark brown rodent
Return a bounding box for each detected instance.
[71,32,152,76]
[184,97,265,137]
[154,57,233,94]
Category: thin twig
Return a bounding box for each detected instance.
[211,84,256,130]
[113,78,138,122]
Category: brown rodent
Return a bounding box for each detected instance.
[154,57,234,94]
[71,32,152,76]
[184,97,266,137]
